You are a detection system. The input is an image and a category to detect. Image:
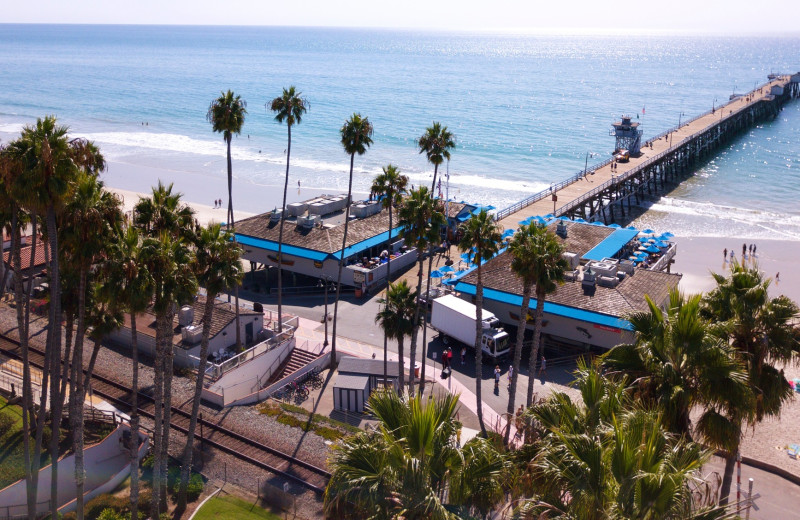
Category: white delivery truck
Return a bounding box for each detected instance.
[430,294,510,361]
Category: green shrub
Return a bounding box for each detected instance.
[312,425,344,442]
[97,508,125,520]
[0,412,14,436]
[258,402,282,417]
[185,472,204,502]
[277,414,303,429]
[82,493,128,520]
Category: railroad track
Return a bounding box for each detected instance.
[0,334,331,493]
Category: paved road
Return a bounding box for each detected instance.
[703,456,800,519]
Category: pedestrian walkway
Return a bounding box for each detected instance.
[294,317,517,440]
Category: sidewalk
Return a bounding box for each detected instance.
[293,316,516,440]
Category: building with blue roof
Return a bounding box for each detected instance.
[452,219,681,350]
[235,198,418,291]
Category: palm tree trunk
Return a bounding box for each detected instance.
[475,265,487,437]
[151,313,165,519]
[397,336,405,394]
[430,163,439,196]
[408,257,425,396]
[332,153,356,364]
[178,295,216,510]
[277,124,292,334]
[383,205,392,384]
[129,313,141,520]
[719,452,737,506]
[72,267,88,519]
[418,250,435,396]
[526,289,546,408]
[53,313,73,513]
[225,137,242,350]
[10,208,34,519]
[505,284,531,445]
[160,308,175,511]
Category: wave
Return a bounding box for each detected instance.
[646,197,800,240]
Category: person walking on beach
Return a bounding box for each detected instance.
[730,250,735,262]
[753,244,757,256]
[776,272,780,283]
[494,365,501,391]
[742,243,747,259]
[723,248,727,261]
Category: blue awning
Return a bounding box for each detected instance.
[454,282,632,331]
[471,205,496,216]
[236,234,330,262]
[332,226,405,259]
[582,228,639,261]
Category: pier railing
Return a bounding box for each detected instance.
[493,76,783,224]
[556,77,783,218]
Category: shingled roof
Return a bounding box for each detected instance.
[236,209,396,254]
[3,243,50,271]
[122,296,261,349]
[458,248,680,318]
[445,202,468,219]
[551,221,615,258]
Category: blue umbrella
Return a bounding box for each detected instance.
[655,241,669,248]
[640,228,655,235]
[460,253,472,263]
[557,216,571,221]
[439,265,454,273]
[638,237,650,243]
[591,221,605,226]
[661,231,674,238]
[502,229,515,237]
[430,270,443,278]
[645,244,660,253]
[531,216,548,226]
[543,213,555,219]
[575,218,587,223]
[518,218,531,226]
[627,226,638,231]
[608,223,622,228]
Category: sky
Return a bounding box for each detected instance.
[4,0,800,34]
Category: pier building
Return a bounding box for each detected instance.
[451,219,681,351]
[235,195,418,293]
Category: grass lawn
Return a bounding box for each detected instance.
[0,395,30,489]
[194,493,283,520]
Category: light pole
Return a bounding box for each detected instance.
[319,277,330,348]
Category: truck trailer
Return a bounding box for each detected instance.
[430,294,510,361]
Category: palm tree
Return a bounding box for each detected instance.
[331,113,373,363]
[136,186,198,515]
[6,117,78,518]
[418,122,455,195]
[520,224,568,409]
[700,260,800,504]
[602,289,752,437]
[107,225,152,520]
[398,187,446,396]
[269,86,308,333]
[523,361,722,519]
[325,390,506,519]
[207,90,246,350]
[504,222,542,444]
[375,281,417,393]
[177,223,243,510]
[371,164,409,380]
[458,209,501,436]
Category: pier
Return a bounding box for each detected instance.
[496,73,800,228]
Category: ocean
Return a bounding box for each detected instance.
[0,24,798,239]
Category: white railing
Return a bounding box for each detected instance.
[230,351,331,407]
[649,244,677,272]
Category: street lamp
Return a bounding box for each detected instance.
[669,112,685,148]
[319,277,330,347]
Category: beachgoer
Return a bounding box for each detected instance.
[730,250,735,261]
[723,248,727,261]
[447,348,453,367]
[776,272,780,282]
[507,365,514,386]
[494,365,501,391]
[298,180,301,188]
[742,243,747,259]
[753,244,757,255]
[461,347,466,364]
[539,356,547,378]
[442,350,449,369]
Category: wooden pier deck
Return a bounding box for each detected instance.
[497,75,795,230]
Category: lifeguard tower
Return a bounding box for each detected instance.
[610,115,642,156]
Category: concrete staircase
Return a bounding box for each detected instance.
[266,348,320,387]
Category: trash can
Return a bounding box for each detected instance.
[355,288,363,297]
[414,362,420,378]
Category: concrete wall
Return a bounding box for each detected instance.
[205,337,295,406]
[473,294,633,351]
[0,425,148,517]
[231,351,331,407]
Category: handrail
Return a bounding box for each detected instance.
[494,76,785,223]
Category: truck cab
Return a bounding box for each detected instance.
[481,328,510,359]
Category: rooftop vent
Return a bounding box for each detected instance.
[178,305,194,327]
[181,325,202,345]
[582,268,596,296]
[556,220,568,238]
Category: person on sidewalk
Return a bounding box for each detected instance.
[507,365,514,387]
[461,346,466,364]
[442,350,449,370]
[539,356,547,379]
[447,348,453,368]
[494,365,501,391]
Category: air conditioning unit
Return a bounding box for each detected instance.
[556,221,568,238]
[181,325,202,345]
[178,305,194,326]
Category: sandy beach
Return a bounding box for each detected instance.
[671,236,800,303]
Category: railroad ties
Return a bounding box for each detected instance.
[0,334,331,493]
